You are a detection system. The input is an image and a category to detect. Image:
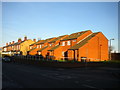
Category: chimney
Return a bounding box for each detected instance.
[24,36,27,41]
[33,39,36,42]
[9,42,11,45]
[18,38,22,43]
[6,43,8,46]
[12,41,15,44]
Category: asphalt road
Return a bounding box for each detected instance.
[2,62,120,89]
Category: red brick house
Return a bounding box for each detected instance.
[48,30,92,60]
[68,32,108,61]
[29,40,45,55]
[29,37,56,56]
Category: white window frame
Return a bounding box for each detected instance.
[62,42,65,46]
[30,46,32,49]
[40,45,42,48]
[4,48,7,51]
[37,45,39,48]
[67,41,70,45]
[38,52,41,55]
[50,44,52,46]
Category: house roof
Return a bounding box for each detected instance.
[48,45,60,51]
[29,47,37,52]
[48,35,67,43]
[30,40,44,46]
[3,39,31,48]
[13,41,24,46]
[61,30,90,41]
[36,38,56,45]
[3,42,21,48]
[37,46,48,52]
[69,32,99,50]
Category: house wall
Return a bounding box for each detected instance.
[67,31,93,60]
[20,40,35,55]
[96,32,108,61]
[68,50,74,60]
[41,47,51,58]
[54,46,63,60]
[29,48,38,55]
[77,32,108,61]
[52,30,92,60]
[30,44,36,50]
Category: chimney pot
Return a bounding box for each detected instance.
[12,41,15,44]
[6,43,8,46]
[18,38,22,43]
[24,36,27,41]
[9,42,11,45]
[33,39,36,42]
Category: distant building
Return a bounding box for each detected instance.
[111,53,120,60]
[2,36,35,56]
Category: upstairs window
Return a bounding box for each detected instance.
[40,45,42,48]
[67,41,70,45]
[50,44,52,46]
[62,42,65,46]
[38,52,41,55]
[4,48,7,51]
[73,40,76,42]
[30,46,32,49]
[37,45,39,48]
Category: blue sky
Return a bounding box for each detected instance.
[2,2,118,52]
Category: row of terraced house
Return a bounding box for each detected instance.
[2,30,109,61]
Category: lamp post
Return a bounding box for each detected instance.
[109,38,114,60]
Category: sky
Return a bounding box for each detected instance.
[2,2,118,52]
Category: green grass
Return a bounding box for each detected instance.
[99,60,120,64]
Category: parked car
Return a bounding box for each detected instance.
[2,57,11,62]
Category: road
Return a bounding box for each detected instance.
[2,62,120,89]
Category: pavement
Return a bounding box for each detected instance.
[2,61,120,89]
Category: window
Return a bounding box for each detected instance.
[38,52,41,55]
[37,45,39,48]
[62,42,65,46]
[4,48,7,51]
[50,44,52,46]
[67,41,70,45]
[30,46,32,49]
[40,45,42,48]
[73,40,76,42]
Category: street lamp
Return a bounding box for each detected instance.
[109,38,114,60]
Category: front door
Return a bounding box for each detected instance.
[64,51,68,60]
